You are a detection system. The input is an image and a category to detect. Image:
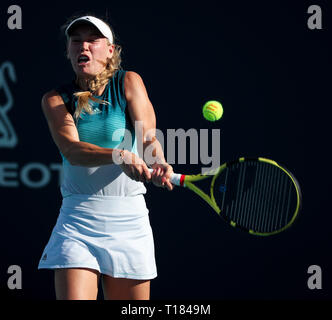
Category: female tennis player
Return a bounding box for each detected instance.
[38,14,173,300]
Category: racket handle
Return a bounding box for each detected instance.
[148,168,183,186]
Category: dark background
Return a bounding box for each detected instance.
[0,0,331,300]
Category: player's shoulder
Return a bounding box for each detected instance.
[41,89,65,111]
[124,70,143,84]
[124,70,146,96]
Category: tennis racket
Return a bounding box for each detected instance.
[150,157,302,236]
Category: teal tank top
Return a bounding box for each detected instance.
[56,69,138,157]
[54,70,147,198]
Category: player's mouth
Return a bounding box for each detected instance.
[77,54,90,66]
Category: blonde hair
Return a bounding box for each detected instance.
[62,15,122,119]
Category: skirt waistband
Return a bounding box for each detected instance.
[61,194,149,216]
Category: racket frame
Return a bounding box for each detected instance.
[180,157,302,236]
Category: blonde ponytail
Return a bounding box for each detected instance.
[73,91,111,119]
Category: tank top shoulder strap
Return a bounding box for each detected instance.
[108,69,127,111]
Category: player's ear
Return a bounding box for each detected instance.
[107,43,115,59]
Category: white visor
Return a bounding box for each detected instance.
[65,16,114,44]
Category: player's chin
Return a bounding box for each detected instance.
[74,66,98,78]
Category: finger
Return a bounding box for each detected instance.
[131,167,140,182]
[157,168,164,184]
[164,166,173,179]
[136,167,145,183]
[165,180,173,191]
[140,168,150,183]
[138,172,146,183]
[151,168,159,184]
[157,167,163,177]
[153,167,161,181]
[161,171,169,184]
[152,167,163,186]
[142,164,152,181]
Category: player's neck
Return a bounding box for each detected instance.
[76,77,107,96]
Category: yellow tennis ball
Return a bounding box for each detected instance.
[202,100,223,121]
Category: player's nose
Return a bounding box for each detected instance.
[79,41,90,51]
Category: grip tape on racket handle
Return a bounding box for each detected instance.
[148,168,182,186]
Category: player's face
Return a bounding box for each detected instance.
[67,24,114,79]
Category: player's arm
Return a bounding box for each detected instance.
[41,90,124,166]
[124,71,173,190]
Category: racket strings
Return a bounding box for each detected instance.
[219,161,296,233]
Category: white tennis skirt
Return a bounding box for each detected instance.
[38,194,157,280]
